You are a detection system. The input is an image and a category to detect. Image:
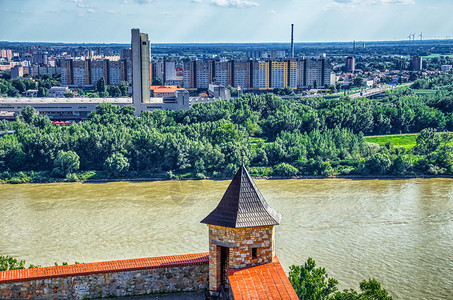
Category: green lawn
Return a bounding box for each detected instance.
[365,134,418,148]
[365,132,453,149]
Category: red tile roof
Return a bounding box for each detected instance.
[0,252,209,284]
[227,256,298,300]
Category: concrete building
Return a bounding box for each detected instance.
[232,60,249,89]
[48,86,70,97]
[182,58,331,91]
[304,59,331,88]
[131,28,150,111]
[90,60,107,85]
[0,29,190,119]
[213,60,231,87]
[32,52,48,65]
[120,48,131,61]
[10,65,24,79]
[0,49,13,61]
[345,56,355,73]
[208,83,231,99]
[0,94,189,120]
[164,61,177,82]
[411,56,423,71]
[441,65,452,73]
[251,60,269,89]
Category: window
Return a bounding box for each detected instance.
[252,248,257,259]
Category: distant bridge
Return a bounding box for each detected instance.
[349,86,394,99]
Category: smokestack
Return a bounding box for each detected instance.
[353,40,356,58]
[291,24,294,59]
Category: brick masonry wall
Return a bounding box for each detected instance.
[208,225,275,291]
[0,254,209,299]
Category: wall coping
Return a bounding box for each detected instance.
[0,252,209,284]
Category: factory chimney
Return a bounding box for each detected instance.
[291,24,294,59]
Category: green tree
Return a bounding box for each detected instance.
[0,255,25,271]
[353,76,363,87]
[21,106,36,124]
[104,152,129,177]
[37,86,48,97]
[52,150,80,177]
[334,279,393,300]
[272,162,298,177]
[12,79,26,93]
[152,77,163,86]
[64,91,74,98]
[96,77,106,93]
[108,85,122,98]
[289,257,338,300]
[414,128,440,155]
[7,86,19,97]
[363,153,392,175]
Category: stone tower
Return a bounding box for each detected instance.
[201,164,282,295]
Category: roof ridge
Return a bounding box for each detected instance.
[241,166,282,225]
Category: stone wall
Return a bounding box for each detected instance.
[208,225,275,291]
[0,253,209,299]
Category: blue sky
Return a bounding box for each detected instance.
[0,0,451,43]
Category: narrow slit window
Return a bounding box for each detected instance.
[252,248,257,259]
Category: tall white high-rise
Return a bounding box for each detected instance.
[131,28,150,113]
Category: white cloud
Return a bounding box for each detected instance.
[106,9,119,14]
[87,8,95,13]
[268,9,276,14]
[211,0,260,8]
[134,0,152,4]
[191,0,203,2]
[330,0,415,7]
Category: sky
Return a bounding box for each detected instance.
[0,0,452,44]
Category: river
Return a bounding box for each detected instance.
[0,178,452,299]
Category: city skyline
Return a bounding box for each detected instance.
[1,0,452,44]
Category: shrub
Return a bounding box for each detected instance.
[272,163,298,177]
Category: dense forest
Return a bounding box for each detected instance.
[0,79,452,182]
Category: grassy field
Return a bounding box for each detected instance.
[365,132,453,149]
[365,134,418,148]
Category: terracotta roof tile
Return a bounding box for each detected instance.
[227,256,298,300]
[0,252,209,284]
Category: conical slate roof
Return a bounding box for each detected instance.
[201,165,281,228]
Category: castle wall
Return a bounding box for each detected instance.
[0,254,209,299]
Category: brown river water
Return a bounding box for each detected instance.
[0,178,452,299]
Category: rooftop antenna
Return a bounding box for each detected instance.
[241,152,245,165]
[291,24,294,59]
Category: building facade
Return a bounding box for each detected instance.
[183,58,332,91]
[131,28,151,109]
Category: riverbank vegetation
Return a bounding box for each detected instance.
[289,258,393,300]
[0,80,452,182]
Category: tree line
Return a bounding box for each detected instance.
[0,89,452,181]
